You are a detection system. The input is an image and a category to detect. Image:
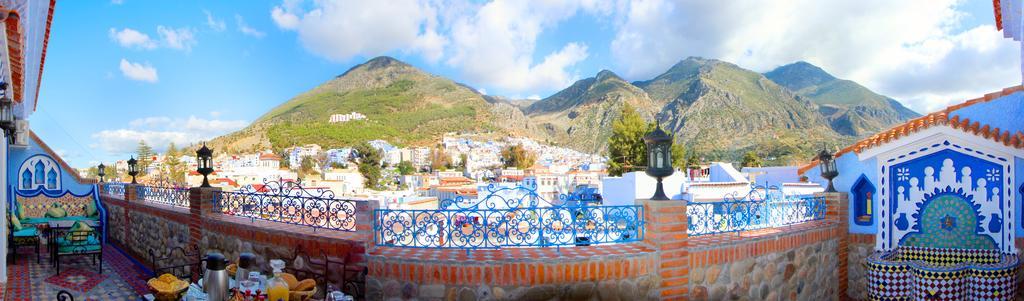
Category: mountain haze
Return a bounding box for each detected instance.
[210,56,918,165]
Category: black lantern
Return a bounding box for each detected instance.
[196,143,214,188]
[127,156,138,184]
[0,90,14,144]
[818,146,838,192]
[644,124,674,200]
[97,163,106,183]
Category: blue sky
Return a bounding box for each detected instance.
[31,0,1019,168]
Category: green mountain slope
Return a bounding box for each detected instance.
[765,61,919,136]
[209,56,507,153]
[635,57,843,163]
[525,70,659,152]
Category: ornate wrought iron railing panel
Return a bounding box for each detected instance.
[687,185,827,236]
[101,182,126,199]
[375,184,644,249]
[213,179,357,232]
[137,186,191,208]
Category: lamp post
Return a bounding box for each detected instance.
[196,143,213,188]
[127,156,138,184]
[818,146,838,192]
[0,89,14,144]
[97,163,106,183]
[644,124,674,200]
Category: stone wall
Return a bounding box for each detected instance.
[102,196,191,264]
[365,245,660,301]
[687,224,842,301]
[847,234,874,300]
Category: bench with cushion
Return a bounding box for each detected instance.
[9,186,107,242]
[8,211,41,264]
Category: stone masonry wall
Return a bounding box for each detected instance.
[102,196,191,264]
[687,223,842,301]
[847,234,874,300]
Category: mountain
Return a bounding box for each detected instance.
[208,56,514,153]
[524,70,659,152]
[210,56,919,165]
[765,61,919,136]
[634,57,842,162]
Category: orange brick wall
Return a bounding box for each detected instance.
[365,244,660,300]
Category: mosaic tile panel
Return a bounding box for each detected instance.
[866,246,1019,301]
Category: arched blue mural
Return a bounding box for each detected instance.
[17,154,63,192]
[852,175,875,226]
[33,161,44,184]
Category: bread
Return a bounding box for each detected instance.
[293,279,316,291]
[281,273,300,289]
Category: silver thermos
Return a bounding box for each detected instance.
[235,252,256,284]
[203,252,231,301]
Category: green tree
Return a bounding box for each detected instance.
[397,161,415,175]
[430,145,450,171]
[136,140,154,176]
[670,142,686,170]
[500,144,536,170]
[741,151,763,168]
[607,104,653,176]
[687,153,701,169]
[355,143,383,189]
[164,142,185,184]
[459,153,469,171]
[299,156,319,178]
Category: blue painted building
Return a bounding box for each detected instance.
[802,86,1024,253]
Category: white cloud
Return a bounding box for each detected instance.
[269,0,446,62]
[92,116,248,154]
[109,28,157,50]
[236,15,265,38]
[607,0,1020,113]
[118,59,158,83]
[110,26,197,52]
[157,26,197,51]
[204,10,227,31]
[445,1,600,92]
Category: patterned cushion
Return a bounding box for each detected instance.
[46,207,67,218]
[10,212,22,231]
[17,204,25,219]
[85,201,97,216]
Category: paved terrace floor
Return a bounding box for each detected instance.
[4,245,150,301]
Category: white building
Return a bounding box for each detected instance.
[329,112,367,123]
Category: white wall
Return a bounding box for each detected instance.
[601,171,687,205]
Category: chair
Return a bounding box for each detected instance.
[149,244,202,283]
[8,218,41,264]
[286,246,330,292]
[56,290,74,301]
[49,228,102,274]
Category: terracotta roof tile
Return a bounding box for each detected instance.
[799,85,1024,175]
[995,0,1003,30]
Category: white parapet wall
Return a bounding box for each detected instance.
[601,171,688,205]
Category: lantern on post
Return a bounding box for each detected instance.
[0,86,14,144]
[644,124,674,200]
[97,163,106,183]
[196,143,214,188]
[818,146,838,192]
[127,156,138,184]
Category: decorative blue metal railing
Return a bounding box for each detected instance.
[100,182,126,199]
[213,179,357,232]
[137,186,191,208]
[687,185,827,236]
[375,184,644,249]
